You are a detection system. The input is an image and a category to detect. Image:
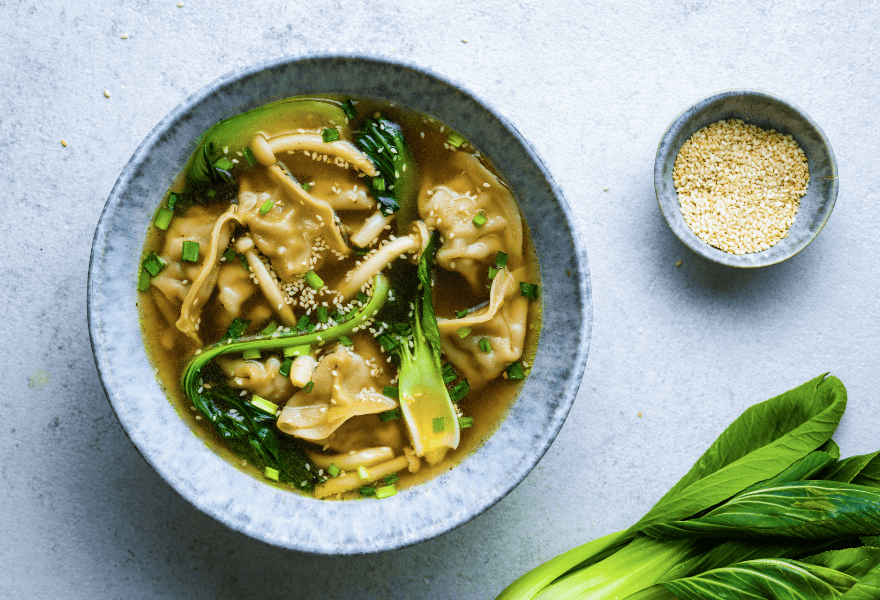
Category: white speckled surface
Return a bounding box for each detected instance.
[3,1,880,599]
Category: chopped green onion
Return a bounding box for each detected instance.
[392,322,412,337]
[214,157,234,171]
[479,338,492,353]
[441,363,458,385]
[322,128,340,143]
[181,241,200,263]
[153,207,174,231]
[520,282,540,300]
[459,416,474,429]
[378,408,401,422]
[296,315,311,332]
[356,291,370,304]
[279,358,293,378]
[206,189,217,199]
[303,381,315,393]
[261,321,278,336]
[328,464,340,477]
[506,361,526,380]
[167,192,180,210]
[241,147,257,167]
[250,394,279,415]
[137,269,151,292]
[297,182,311,193]
[352,245,369,256]
[472,213,488,228]
[488,267,499,280]
[455,309,469,318]
[223,318,250,341]
[375,484,397,499]
[259,198,274,215]
[359,486,376,496]
[264,467,280,481]
[383,386,399,398]
[433,417,445,433]
[495,251,509,268]
[316,306,328,323]
[284,344,310,358]
[239,253,249,269]
[449,379,470,403]
[304,271,324,290]
[337,335,353,346]
[142,252,166,276]
[373,177,386,192]
[376,333,399,352]
[357,466,370,480]
[222,247,237,262]
[448,132,465,148]
[242,348,260,360]
[306,323,316,334]
[342,99,358,120]
[384,473,399,486]
[457,326,472,339]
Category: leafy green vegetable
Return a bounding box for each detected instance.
[355,116,419,232]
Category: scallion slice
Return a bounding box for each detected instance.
[316,306,329,323]
[337,335,353,346]
[356,291,370,304]
[296,315,311,332]
[261,321,278,336]
[383,386,399,398]
[472,213,488,228]
[376,333,399,352]
[264,467,280,481]
[181,241,200,263]
[279,358,293,378]
[375,484,397,499]
[259,198,274,215]
[222,247,237,262]
[167,192,180,210]
[143,252,166,277]
[214,157,234,171]
[250,394,278,415]
[304,271,324,290]
[447,132,465,148]
[301,182,313,192]
[359,486,376,496]
[488,267,499,280]
[378,408,401,422]
[241,147,257,167]
[520,282,540,300]
[137,269,151,292]
[322,128,341,143]
[433,417,445,433]
[456,326,472,339]
[357,466,370,480]
[223,318,250,341]
[153,207,174,231]
[455,309,469,318]
[342,99,358,120]
[384,473,399,486]
[373,177,386,192]
[506,361,526,380]
[441,363,458,385]
[303,381,315,393]
[328,463,340,477]
[242,348,260,360]
[479,338,492,353]
[495,251,508,268]
[449,379,470,403]
[459,416,474,429]
[206,189,217,199]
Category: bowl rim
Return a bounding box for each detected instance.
[87,51,592,554]
[654,88,838,268]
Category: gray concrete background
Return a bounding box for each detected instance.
[2,1,879,598]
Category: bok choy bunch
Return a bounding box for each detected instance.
[499,374,880,599]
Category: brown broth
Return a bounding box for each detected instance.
[139,96,541,498]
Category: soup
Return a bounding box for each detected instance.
[138,96,541,499]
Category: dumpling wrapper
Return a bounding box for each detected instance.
[437,267,529,390]
[277,347,396,441]
[218,356,296,404]
[419,152,523,290]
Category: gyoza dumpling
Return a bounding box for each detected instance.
[419,152,523,290]
[218,356,297,404]
[276,347,397,441]
[437,268,529,390]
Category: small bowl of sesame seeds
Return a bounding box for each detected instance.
[654,90,838,267]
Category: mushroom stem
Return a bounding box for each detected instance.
[349,210,394,248]
[234,237,297,327]
[251,133,377,176]
[289,354,317,387]
[314,455,409,499]
[307,447,395,471]
[337,235,419,301]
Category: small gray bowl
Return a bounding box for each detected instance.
[655,90,838,267]
[87,53,591,554]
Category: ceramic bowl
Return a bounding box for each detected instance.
[654,90,838,267]
[87,53,591,554]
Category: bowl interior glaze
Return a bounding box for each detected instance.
[88,53,591,554]
[655,90,838,268]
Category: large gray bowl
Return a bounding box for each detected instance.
[87,53,591,554]
[655,90,838,267]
